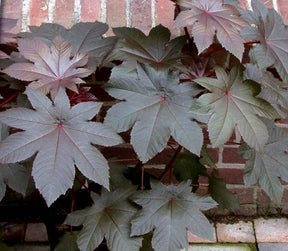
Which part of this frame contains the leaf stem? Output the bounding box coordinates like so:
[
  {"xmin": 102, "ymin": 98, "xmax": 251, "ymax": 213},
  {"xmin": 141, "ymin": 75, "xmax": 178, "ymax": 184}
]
[
  {"xmin": 0, "ymin": 92, "xmax": 19, "ymax": 107},
  {"xmin": 160, "ymin": 145, "xmax": 183, "ymax": 183}
]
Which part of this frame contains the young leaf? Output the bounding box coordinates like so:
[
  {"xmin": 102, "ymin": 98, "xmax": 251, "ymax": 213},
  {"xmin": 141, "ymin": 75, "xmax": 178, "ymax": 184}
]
[
  {"xmin": 65, "ymin": 187, "xmax": 142, "ymax": 251},
  {"xmin": 55, "ymin": 232, "xmax": 80, "ymax": 251},
  {"xmin": 174, "ymin": 0, "xmax": 247, "ymax": 60},
  {"xmin": 208, "ymin": 175, "xmax": 240, "ymax": 211},
  {"xmin": 130, "ymin": 181, "xmax": 217, "ymax": 251},
  {"xmin": 193, "ymin": 66, "xmax": 279, "ymax": 151},
  {"xmin": 240, "ymin": 0, "xmax": 288, "ymax": 82},
  {"xmin": 173, "ymin": 152, "xmax": 207, "ymax": 183},
  {"xmin": 109, "ymin": 25, "xmax": 187, "ymax": 68},
  {"xmin": 0, "ymin": 88, "xmax": 123, "ymax": 206},
  {"xmin": 0, "ymin": 123, "xmax": 29, "ymax": 201},
  {"xmin": 239, "ymin": 121, "xmax": 288, "ymax": 203},
  {"xmin": 105, "ymin": 63, "xmax": 203, "ymax": 163},
  {"xmin": 3, "ymin": 36, "xmax": 93, "ymax": 97}
]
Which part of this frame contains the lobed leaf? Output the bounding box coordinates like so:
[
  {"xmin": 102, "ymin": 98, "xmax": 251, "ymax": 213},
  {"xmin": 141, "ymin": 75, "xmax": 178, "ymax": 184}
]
[
  {"xmin": 0, "ymin": 88, "xmax": 123, "ymax": 206},
  {"xmin": 193, "ymin": 66, "xmax": 279, "ymax": 150},
  {"xmin": 240, "ymin": 0, "xmax": 288, "ymax": 82},
  {"xmin": 65, "ymin": 187, "xmax": 142, "ymax": 251},
  {"xmin": 239, "ymin": 121, "xmax": 288, "ymax": 203},
  {"xmin": 109, "ymin": 25, "xmax": 187, "ymax": 69},
  {"xmin": 174, "ymin": 0, "xmax": 247, "ymax": 60},
  {"xmin": 105, "ymin": 63, "xmax": 203, "ymax": 163},
  {"xmin": 131, "ymin": 181, "xmax": 217, "ymax": 251},
  {"xmin": 3, "ymin": 36, "xmax": 93, "ymax": 97}
]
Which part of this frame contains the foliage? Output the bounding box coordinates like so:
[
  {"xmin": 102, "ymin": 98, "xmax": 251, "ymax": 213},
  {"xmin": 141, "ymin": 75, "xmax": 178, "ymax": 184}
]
[{"xmin": 0, "ymin": 0, "xmax": 288, "ymax": 250}]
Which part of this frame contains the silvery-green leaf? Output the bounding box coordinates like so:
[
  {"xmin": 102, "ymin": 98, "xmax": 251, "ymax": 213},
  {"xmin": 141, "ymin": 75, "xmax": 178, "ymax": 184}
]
[
  {"xmin": 105, "ymin": 63, "xmax": 203, "ymax": 163},
  {"xmin": 0, "ymin": 88, "xmax": 123, "ymax": 206},
  {"xmin": 131, "ymin": 181, "xmax": 217, "ymax": 251}
]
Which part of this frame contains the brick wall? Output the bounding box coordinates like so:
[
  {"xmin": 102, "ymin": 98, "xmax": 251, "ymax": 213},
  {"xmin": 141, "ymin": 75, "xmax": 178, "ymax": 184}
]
[{"xmin": 1, "ymin": 0, "xmax": 288, "ymax": 216}]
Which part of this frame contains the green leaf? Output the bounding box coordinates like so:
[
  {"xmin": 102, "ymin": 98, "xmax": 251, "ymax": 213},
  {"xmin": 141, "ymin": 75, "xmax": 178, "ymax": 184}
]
[
  {"xmin": 239, "ymin": 121, "xmax": 288, "ymax": 203},
  {"xmin": 131, "ymin": 181, "xmax": 217, "ymax": 251},
  {"xmin": 200, "ymin": 143, "xmax": 217, "ymax": 169},
  {"xmin": 109, "ymin": 25, "xmax": 186, "ymax": 69},
  {"xmin": 0, "ymin": 123, "xmax": 29, "ymax": 201},
  {"xmin": 105, "ymin": 63, "xmax": 203, "ymax": 163},
  {"xmin": 55, "ymin": 232, "xmax": 80, "ymax": 251},
  {"xmin": 193, "ymin": 66, "xmax": 279, "ymax": 151},
  {"xmin": 65, "ymin": 187, "xmax": 142, "ymax": 251},
  {"xmin": 240, "ymin": 0, "xmax": 288, "ymax": 82},
  {"xmin": 209, "ymin": 175, "xmax": 240, "ymax": 211},
  {"xmin": 0, "ymin": 88, "xmax": 123, "ymax": 206},
  {"xmin": 174, "ymin": 0, "xmax": 247, "ymax": 60},
  {"xmin": 173, "ymin": 152, "xmax": 207, "ymax": 183},
  {"xmin": 109, "ymin": 162, "xmax": 131, "ymax": 190}
]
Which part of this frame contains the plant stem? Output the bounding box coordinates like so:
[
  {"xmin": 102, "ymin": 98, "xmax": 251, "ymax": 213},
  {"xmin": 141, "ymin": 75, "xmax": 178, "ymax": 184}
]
[
  {"xmin": 0, "ymin": 92, "xmax": 19, "ymax": 107},
  {"xmin": 141, "ymin": 164, "xmax": 144, "ymax": 191},
  {"xmin": 75, "ymin": 176, "xmax": 91, "ymax": 194},
  {"xmin": 160, "ymin": 145, "xmax": 183, "ymax": 183},
  {"xmin": 108, "ymin": 158, "xmax": 139, "ymax": 163}
]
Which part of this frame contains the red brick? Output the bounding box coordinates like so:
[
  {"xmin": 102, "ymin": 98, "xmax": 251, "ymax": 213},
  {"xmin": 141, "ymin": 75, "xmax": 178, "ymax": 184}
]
[
  {"xmin": 229, "ymin": 187, "xmax": 255, "ymax": 204},
  {"xmin": 206, "ymin": 147, "xmax": 219, "ymax": 163},
  {"xmin": 0, "ymin": 222, "xmax": 25, "ymax": 242},
  {"xmin": 259, "ymin": 0, "xmax": 273, "ymax": 8},
  {"xmin": 199, "ymin": 168, "xmax": 244, "ymax": 185},
  {"xmin": 278, "ymin": 0, "xmax": 288, "ymax": 25},
  {"xmin": 30, "ymin": 0, "xmax": 49, "ymax": 26},
  {"xmin": 80, "ymin": 0, "xmax": 101, "ymax": 22},
  {"xmin": 155, "ymin": 0, "xmax": 175, "ymax": 31},
  {"xmin": 222, "ymin": 146, "xmax": 246, "ymax": 164},
  {"xmin": 217, "ymin": 168, "xmax": 244, "ymax": 184},
  {"xmin": 107, "ymin": 0, "xmax": 127, "ymax": 35},
  {"xmin": 131, "ymin": 0, "xmax": 152, "ymax": 34},
  {"xmin": 54, "ymin": 0, "xmax": 75, "ymax": 28},
  {"xmin": 1, "ymin": 0, "xmax": 22, "ymax": 33}
]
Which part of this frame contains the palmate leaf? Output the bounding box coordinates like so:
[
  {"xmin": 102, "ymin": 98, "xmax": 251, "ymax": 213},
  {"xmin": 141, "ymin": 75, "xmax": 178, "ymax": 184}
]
[
  {"xmin": 193, "ymin": 66, "xmax": 279, "ymax": 151},
  {"xmin": 19, "ymin": 22, "xmax": 116, "ymax": 68},
  {"xmin": 104, "ymin": 63, "xmax": 203, "ymax": 163},
  {"xmin": 244, "ymin": 64, "xmax": 288, "ymax": 108},
  {"xmin": 3, "ymin": 36, "xmax": 93, "ymax": 97},
  {"xmin": 0, "ymin": 123, "xmax": 29, "ymax": 201},
  {"xmin": 0, "ymin": 88, "xmax": 123, "ymax": 206},
  {"xmin": 108, "ymin": 25, "xmax": 187, "ymax": 69},
  {"xmin": 174, "ymin": 0, "xmax": 247, "ymax": 60},
  {"xmin": 130, "ymin": 181, "xmax": 217, "ymax": 251},
  {"xmin": 239, "ymin": 121, "xmax": 288, "ymax": 203},
  {"xmin": 65, "ymin": 187, "xmax": 142, "ymax": 251},
  {"xmin": 240, "ymin": 0, "xmax": 288, "ymax": 82}
]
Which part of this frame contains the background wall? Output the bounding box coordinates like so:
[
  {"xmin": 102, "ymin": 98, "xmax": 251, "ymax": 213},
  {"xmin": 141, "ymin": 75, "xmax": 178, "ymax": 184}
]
[{"xmin": 1, "ymin": 0, "xmax": 288, "ymax": 216}]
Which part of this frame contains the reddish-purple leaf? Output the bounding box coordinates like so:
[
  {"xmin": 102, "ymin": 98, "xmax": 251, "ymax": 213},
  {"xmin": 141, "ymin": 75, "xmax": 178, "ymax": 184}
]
[
  {"xmin": 3, "ymin": 36, "xmax": 93, "ymax": 97},
  {"xmin": 174, "ymin": 0, "xmax": 247, "ymax": 60}
]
